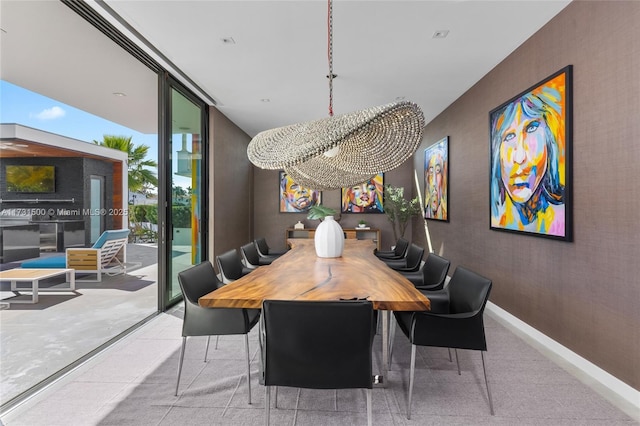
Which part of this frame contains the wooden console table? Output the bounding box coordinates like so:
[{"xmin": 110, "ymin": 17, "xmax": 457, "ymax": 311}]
[{"xmin": 286, "ymin": 227, "xmax": 380, "ymax": 250}]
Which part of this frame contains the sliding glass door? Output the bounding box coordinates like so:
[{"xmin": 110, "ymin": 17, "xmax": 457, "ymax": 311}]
[
  {"xmin": 162, "ymin": 82, "xmax": 207, "ymax": 306},
  {"xmin": 1, "ymin": 0, "xmax": 211, "ymax": 411},
  {"xmin": 0, "ymin": 1, "xmax": 160, "ymax": 409}
]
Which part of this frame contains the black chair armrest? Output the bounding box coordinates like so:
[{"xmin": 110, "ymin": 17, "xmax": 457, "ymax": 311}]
[
  {"xmin": 375, "ymin": 252, "xmax": 403, "ymax": 259},
  {"xmin": 410, "ymin": 310, "xmax": 486, "ymax": 350},
  {"xmin": 418, "ymin": 288, "xmax": 449, "ymax": 313},
  {"xmin": 382, "ymin": 258, "xmax": 407, "ymax": 268},
  {"xmin": 400, "ymin": 270, "xmax": 423, "ymax": 287},
  {"xmin": 391, "ymin": 264, "xmax": 421, "ymax": 273}
]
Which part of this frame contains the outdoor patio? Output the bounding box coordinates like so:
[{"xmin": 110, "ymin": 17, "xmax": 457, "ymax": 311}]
[{"xmin": 0, "ymin": 243, "xmax": 159, "ymax": 405}]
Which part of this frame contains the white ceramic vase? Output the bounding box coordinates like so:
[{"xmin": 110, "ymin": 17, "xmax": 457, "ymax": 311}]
[{"xmin": 314, "ymin": 215, "xmax": 344, "ymax": 258}]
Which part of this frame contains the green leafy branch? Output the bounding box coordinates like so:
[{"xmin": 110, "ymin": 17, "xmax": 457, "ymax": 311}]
[
  {"xmin": 306, "ymin": 205, "xmax": 338, "ymax": 221},
  {"xmin": 383, "ymin": 185, "xmax": 422, "ymax": 241}
]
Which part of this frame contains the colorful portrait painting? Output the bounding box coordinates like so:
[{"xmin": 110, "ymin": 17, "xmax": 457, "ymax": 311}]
[
  {"xmin": 341, "ymin": 174, "xmax": 384, "ymax": 213},
  {"xmin": 279, "ymin": 171, "xmax": 321, "ymax": 213},
  {"xmin": 489, "ymin": 66, "xmax": 572, "ymax": 241},
  {"xmin": 424, "ymin": 137, "xmax": 449, "ymax": 221}
]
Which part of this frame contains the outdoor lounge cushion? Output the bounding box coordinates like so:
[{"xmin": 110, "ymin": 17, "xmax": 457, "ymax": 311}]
[
  {"xmin": 92, "ymin": 229, "xmax": 130, "ymax": 248},
  {"xmin": 21, "ymin": 229, "xmax": 130, "ymax": 270},
  {"xmin": 21, "ymin": 256, "xmax": 66, "ymax": 269}
]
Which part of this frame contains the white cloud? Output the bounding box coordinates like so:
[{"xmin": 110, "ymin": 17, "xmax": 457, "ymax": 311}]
[{"xmin": 32, "ymin": 106, "xmax": 66, "ymax": 120}]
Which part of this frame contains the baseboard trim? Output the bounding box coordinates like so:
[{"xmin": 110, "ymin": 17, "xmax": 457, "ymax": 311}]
[{"xmin": 486, "ymin": 302, "xmax": 639, "ymax": 412}]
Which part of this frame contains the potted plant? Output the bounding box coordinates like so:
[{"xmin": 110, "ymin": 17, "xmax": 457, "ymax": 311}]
[
  {"xmin": 383, "ymin": 184, "xmax": 422, "ymax": 241},
  {"xmin": 306, "ymin": 204, "xmax": 338, "ymax": 221},
  {"xmin": 358, "ymin": 219, "xmax": 367, "ymax": 228},
  {"xmin": 307, "ymin": 205, "xmax": 344, "ymax": 258}
]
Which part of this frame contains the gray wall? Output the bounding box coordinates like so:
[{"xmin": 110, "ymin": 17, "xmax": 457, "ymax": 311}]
[
  {"xmin": 209, "ymin": 107, "xmax": 253, "ymax": 266},
  {"xmin": 411, "ymin": 1, "xmax": 639, "ymax": 390},
  {"xmin": 252, "ymin": 160, "xmax": 416, "ymax": 254}
]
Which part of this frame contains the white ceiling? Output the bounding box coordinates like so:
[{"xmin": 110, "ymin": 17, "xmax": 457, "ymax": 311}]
[
  {"xmin": 1, "ymin": 0, "xmax": 571, "ymax": 139},
  {"xmin": 0, "ymin": 0, "xmax": 159, "ymax": 134}
]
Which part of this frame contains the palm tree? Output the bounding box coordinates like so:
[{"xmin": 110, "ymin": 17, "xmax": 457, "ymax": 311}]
[{"xmin": 94, "ymin": 135, "xmax": 158, "ymax": 195}]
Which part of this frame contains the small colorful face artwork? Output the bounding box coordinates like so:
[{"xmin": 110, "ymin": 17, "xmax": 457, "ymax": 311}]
[
  {"xmin": 424, "ymin": 138, "xmax": 448, "ymax": 221},
  {"xmin": 341, "ymin": 174, "xmax": 383, "ymax": 213},
  {"xmin": 351, "ymin": 181, "xmax": 376, "ymax": 208},
  {"xmin": 426, "ymin": 152, "xmax": 444, "ymax": 214},
  {"xmin": 280, "ymin": 172, "xmax": 320, "ymax": 212}
]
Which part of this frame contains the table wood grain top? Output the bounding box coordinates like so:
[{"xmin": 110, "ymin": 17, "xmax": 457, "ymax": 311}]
[
  {"xmin": 0, "ymin": 268, "xmax": 74, "ymax": 280},
  {"xmin": 199, "ymin": 239, "xmax": 430, "ymax": 311}
]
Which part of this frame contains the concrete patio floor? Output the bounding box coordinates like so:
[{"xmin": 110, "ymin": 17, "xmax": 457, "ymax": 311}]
[{"xmin": 0, "ymin": 243, "xmax": 159, "ymax": 407}]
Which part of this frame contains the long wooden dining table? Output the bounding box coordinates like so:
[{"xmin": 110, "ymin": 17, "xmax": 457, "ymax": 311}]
[{"xmin": 199, "ymin": 238, "xmax": 431, "ymax": 385}]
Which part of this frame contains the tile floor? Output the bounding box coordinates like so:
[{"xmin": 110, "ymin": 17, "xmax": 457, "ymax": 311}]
[{"xmin": 1, "ymin": 306, "xmax": 638, "ymax": 426}]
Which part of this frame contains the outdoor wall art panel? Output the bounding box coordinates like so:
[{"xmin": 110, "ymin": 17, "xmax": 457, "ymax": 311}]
[
  {"xmin": 489, "ymin": 65, "xmax": 573, "ymax": 241},
  {"xmin": 341, "ymin": 173, "xmax": 384, "ymax": 213},
  {"xmin": 424, "ymin": 137, "xmax": 449, "ymax": 221},
  {"xmin": 279, "ymin": 171, "xmax": 321, "ymax": 213}
]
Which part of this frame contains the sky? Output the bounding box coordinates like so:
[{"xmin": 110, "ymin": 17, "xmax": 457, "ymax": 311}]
[
  {"xmin": 0, "ymin": 80, "xmax": 192, "ymax": 191},
  {"xmin": 0, "ymin": 80, "xmax": 158, "ymax": 155}
]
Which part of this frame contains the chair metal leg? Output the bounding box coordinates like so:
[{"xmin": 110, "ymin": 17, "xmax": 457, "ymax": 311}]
[
  {"xmin": 258, "ymin": 315, "xmax": 265, "ymax": 357},
  {"xmin": 407, "ymin": 344, "xmax": 416, "ymax": 420},
  {"xmin": 454, "ymin": 348, "xmax": 460, "ymax": 375},
  {"xmin": 448, "ymin": 347, "xmax": 452, "ymax": 362},
  {"xmin": 215, "ymin": 335, "xmax": 219, "ymax": 350},
  {"xmin": 481, "ymin": 351, "xmax": 494, "ymax": 415},
  {"xmin": 204, "ymin": 336, "xmax": 211, "ymax": 362},
  {"xmin": 265, "ymin": 386, "xmax": 271, "ymax": 426},
  {"xmin": 244, "ymin": 334, "xmax": 252, "ymax": 404},
  {"xmin": 381, "ymin": 310, "xmax": 389, "ymax": 382},
  {"xmin": 366, "ymin": 388, "xmax": 372, "ymax": 426},
  {"xmin": 175, "ymin": 336, "xmax": 187, "ymax": 396},
  {"xmin": 274, "ymin": 386, "xmax": 278, "ymax": 408},
  {"xmin": 388, "ymin": 315, "xmax": 396, "ymax": 370},
  {"xmin": 335, "ymin": 389, "xmax": 338, "ymax": 411}
]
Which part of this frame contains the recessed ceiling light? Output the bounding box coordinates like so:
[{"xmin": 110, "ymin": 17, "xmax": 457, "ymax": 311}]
[
  {"xmin": 395, "ymin": 96, "xmax": 406, "ymax": 101},
  {"xmin": 433, "ymin": 30, "xmax": 449, "ymax": 39},
  {"xmin": 261, "ymin": 99, "xmax": 270, "ymax": 103},
  {"xmin": 112, "ymin": 92, "xmax": 127, "ymax": 97},
  {"xmin": 221, "ymin": 37, "xmax": 236, "ymax": 45}
]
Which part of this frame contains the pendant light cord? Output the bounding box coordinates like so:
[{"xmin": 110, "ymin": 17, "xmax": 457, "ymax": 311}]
[{"xmin": 327, "ymin": 0, "xmax": 334, "ymax": 117}]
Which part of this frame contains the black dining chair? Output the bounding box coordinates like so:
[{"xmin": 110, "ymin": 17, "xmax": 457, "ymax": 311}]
[
  {"xmin": 240, "ymin": 242, "xmax": 273, "ymax": 268},
  {"xmin": 389, "ymin": 253, "xmax": 451, "ymax": 364},
  {"xmin": 175, "ymin": 261, "xmax": 261, "ymax": 403},
  {"xmin": 374, "ymin": 237, "xmax": 409, "ymax": 260},
  {"xmin": 254, "ymin": 237, "xmax": 287, "ymax": 259},
  {"xmin": 260, "ymin": 299, "xmax": 375, "ymax": 426},
  {"xmin": 393, "ymin": 266, "xmax": 494, "ymax": 418},
  {"xmin": 400, "ymin": 252, "xmax": 451, "ymax": 291},
  {"xmin": 382, "ymin": 243, "xmax": 424, "ymax": 273},
  {"xmin": 216, "ymin": 248, "xmax": 253, "ymax": 284}
]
